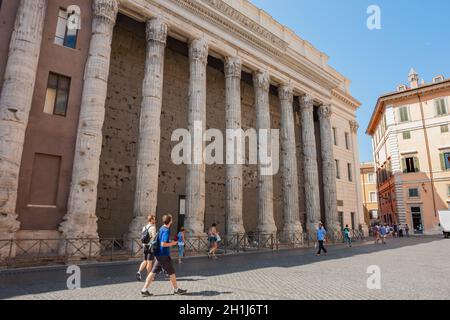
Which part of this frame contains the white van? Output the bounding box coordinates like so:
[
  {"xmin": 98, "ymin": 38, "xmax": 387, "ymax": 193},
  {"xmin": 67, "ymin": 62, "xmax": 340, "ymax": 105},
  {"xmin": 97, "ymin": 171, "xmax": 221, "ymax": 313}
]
[{"xmin": 438, "ymin": 211, "xmax": 450, "ymax": 238}]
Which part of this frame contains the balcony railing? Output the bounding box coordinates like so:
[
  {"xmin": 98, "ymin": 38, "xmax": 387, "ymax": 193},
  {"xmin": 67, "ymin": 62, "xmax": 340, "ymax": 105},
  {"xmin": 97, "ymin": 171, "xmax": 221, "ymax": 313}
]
[{"xmin": 0, "ymin": 230, "xmax": 366, "ymax": 269}]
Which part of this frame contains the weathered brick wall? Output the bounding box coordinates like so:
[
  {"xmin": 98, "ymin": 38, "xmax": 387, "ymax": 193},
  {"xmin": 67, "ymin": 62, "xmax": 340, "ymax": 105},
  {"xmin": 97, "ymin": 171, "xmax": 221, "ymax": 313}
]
[
  {"xmin": 96, "ymin": 15, "xmax": 144, "ymax": 238},
  {"xmin": 97, "ymin": 14, "xmax": 289, "ymax": 238}
]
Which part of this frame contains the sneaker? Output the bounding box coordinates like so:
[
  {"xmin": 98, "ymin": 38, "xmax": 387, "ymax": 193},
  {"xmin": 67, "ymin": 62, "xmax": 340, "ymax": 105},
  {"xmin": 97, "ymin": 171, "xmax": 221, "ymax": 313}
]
[
  {"xmin": 136, "ymin": 272, "xmax": 142, "ymax": 282},
  {"xmin": 141, "ymin": 290, "xmax": 153, "ymax": 297},
  {"xmin": 174, "ymin": 288, "xmax": 187, "ymax": 295},
  {"xmin": 213, "ymin": 255, "xmax": 218, "ymax": 260}
]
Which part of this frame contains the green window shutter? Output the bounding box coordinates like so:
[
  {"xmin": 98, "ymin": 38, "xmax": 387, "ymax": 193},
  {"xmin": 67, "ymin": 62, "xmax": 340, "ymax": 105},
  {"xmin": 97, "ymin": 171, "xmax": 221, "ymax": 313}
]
[
  {"xmin": 440, "ymin": 153, "xmax": 446, "ymax": 171},
  {"xmin": 414, "ymin": 157, "xmax": 420, "ymax": 172},
  {"xmin": 402, "ymin": 158, "xmax": 407, "ymax": 173}
]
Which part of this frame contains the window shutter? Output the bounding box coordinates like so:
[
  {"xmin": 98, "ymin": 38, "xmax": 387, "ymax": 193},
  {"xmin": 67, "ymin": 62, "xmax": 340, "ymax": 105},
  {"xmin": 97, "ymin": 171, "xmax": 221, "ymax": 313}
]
[
  {"xmin": 414, "ymin": 157, "xmax": 420, "ymax": 172},
  {"xmin": 402, "ymin": 158, "xmax": 407, "ymax": 173},
  {"xmin": 440, "ymin": 153, "xmax": 446, "ymax": 171}
]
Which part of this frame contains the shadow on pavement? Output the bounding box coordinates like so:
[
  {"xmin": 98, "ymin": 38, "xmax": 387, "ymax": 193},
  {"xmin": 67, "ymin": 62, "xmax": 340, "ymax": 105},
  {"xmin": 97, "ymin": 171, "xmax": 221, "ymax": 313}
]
[{"xmin": 0, "ymin": 235, "xmax": 445, "ymax": 299}]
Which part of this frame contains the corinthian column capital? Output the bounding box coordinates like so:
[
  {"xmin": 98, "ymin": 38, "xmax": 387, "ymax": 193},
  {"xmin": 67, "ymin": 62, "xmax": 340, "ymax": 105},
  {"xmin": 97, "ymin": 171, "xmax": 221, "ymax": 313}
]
[
  {"xmin": 225, "ymin": 57, "xmax": 242, "ymax": 78},
  {"xmin": 300, "ymin": 94, "xmax": 314, "ymax": 112},
  {"xmin": 349, "ymin": 120, "xmax": 359, "ymax": 133},
  {"xmin": 93, "ymin": 0, "xmax": 119, "ymax": 24},
  {"xmin": 189, "ymin": 38, "xmax": 209, "ymax": 65},
  {"xmin": 318, "ymin": 104, "xmax": 332, "ymax": 120},
  {"xmin": 253, "ymin": 70, "xmax": 270, "ymax": 92},
  {"xmin": 146, "ymin": 18, "xmax": 168, "ymax": 44},
  {"xmin": 278, "ymin": 82, "xmax": 294, "ymax": 104}
]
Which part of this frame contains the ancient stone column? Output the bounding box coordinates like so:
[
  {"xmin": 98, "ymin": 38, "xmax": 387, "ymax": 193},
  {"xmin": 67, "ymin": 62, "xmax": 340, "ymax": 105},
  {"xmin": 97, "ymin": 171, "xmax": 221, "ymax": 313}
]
[
  {"xmin": 0, "ymin": 0, "xmax": 47, "ymax": 245},
  {"xmin": 225, "ymin": 57, "xmax": 245, "ymax": 235},
  {"xmin": 279, "ymin": 83, "xmax": 302, "ymax": 238},
  {"xmin": 59, "ymin": 0, "xmax": 119, "ymax": 240},
  {"xmin": 127, "ymin": 19, "xmax": 167, "ymax": 241},
  {"xmin": 318, "ymin": 104, "xmax": 340, "ymax": 235},
  {"xmin": 184, "ymin": 38, "xmax": 208, "ymax": 236},
  {"xmin": 300, "ymin": 94, "xmax": 321, "ymax": 234},
  {"xmin": 350, "ymin": 120, "xmax": 369, "ymax": 235},
  {"xmin": 254, "ymin": 71, "xmax": 276, "ymax": 235}
]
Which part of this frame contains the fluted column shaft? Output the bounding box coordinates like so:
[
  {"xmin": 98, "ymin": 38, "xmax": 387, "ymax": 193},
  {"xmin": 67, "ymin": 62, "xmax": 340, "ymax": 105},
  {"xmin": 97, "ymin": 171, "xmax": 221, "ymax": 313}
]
[
  {"xmin": 300, "ymin": 95, "xmax": 321, "ymax": 233},
  {"xmin": 254, "ymin": 71, "xmax": 276, "ymax": 235},
  {"xmin": 128, "ymin": 19, "xmax": 167, "ymax": 239},
  {"xmin": 319, "ymin": 105, "xmax": 339, "ymax": 234},
  {"xmin": 184, "ymin": 38, "xmax": 208, "ymax": 236},
  {"xmin": 350, "ymin": 120, "xmax": 369, "ymax": 235},
  {"xmin": 0, "ymin": 0, "xmax": 47, "ymax": 240},
  {"xmin": 225, "ymin": 57, "xmax": 245, "ymax": 235},
  {"xmin": 279, "ymin": 84, "xmax": 302, "ymax": 236},
  {"xmin": 59, "ymin": 0, "xmax": 119, "ymax": 239}
]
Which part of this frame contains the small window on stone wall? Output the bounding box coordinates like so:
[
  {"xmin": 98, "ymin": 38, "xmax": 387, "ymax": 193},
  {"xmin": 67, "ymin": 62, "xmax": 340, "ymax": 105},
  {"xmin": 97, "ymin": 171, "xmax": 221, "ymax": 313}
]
[{"xmin": 43, "ymin": 72, "xmax": 71, "ymax": 116}]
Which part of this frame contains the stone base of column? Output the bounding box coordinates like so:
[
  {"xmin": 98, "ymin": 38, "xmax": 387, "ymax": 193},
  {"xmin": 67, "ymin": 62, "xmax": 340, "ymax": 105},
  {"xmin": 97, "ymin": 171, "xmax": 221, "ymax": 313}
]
[
  {"xmin": 280, "ymin": 222, "xmax": 303, "ymax": 243},
  {"xmin": 0, "ymin": 232, "xmax": 17, "ymax": 259},
  {"xmin": 126, "ymin": 216, "xmax": 148, "ymax": 253},
  {"xmin": 256, "ymin": 223, "xmax": 277, "ymax": 236},
  {"xmin": 307, "ymin": 221, "xmax": 320, "ymax": 237},
  {"xmin": 58, "ymin": 215, "xmax": 99, "ymax": 257}
]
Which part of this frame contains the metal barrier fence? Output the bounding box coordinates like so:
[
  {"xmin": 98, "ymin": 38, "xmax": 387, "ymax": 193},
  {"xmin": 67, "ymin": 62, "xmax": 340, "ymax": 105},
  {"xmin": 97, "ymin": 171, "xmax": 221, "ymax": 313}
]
[{"xmin": 0, "ymin": 230, "xmax": 365, "ymax": 269}]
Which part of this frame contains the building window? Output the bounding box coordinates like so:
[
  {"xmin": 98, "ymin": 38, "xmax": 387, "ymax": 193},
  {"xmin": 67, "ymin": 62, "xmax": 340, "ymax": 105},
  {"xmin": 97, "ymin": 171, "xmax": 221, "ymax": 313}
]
[
  {"xmin": 398, "ymin": 106, "xmax": 410, "ymax": 123},
  {"xmin": 440, "ymin": 152, "xmax": 450, "ymax": 171},
  {"xmin": 368, "ymin": 173, "xmax": 375, "ymax": 183},
  {"xmin": 447, "ymin": 185, "xmax": 450, "ymax": 197},
  {"xmin": 345, "ymin": 132, "xmax": 350, "ymax": 150},
  {"xmin": 347, "ymin": 163, "xmax": 353, "ymax": 182},
  {"xmin": 408, "ymin": 188, "xmax": 419, "ymax": 198},
  {"xmin": 435, "ymin": 98, "xmax": 448, "ymax": 116},
  {"xmin": 369, "ymin": 192, "xmax": 377, "ymax": 203},
  {"xmin": 55, "ymin": 8, "xmax": 79, "ymax": 49},
  {"xmin": 402, "ymin": 156, "xmax": 420, "ymax": 173},
  {"xmin": 335, "ymin": 159, "xmax": 340, "ymax": 179},
  {"xmin": 333, "ymin": 127, "xmax": 338, "ymax": 146},
  {"xmin": 441, "ymin": 125, "xmax": 449, "ymax": 133},
  {"xmin": 43, "ymin": 72, "xmax": 71, "ymax": 116},
  {"xmin": 403, "ymin": 131, "xmax": 411, "ymax": 140}
]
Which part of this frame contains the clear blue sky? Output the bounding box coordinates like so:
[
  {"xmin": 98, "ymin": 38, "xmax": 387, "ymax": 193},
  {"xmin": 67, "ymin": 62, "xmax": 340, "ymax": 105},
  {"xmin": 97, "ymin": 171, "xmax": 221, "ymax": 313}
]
[{"xmin": 250, "ymin": 0, "xmax": 450, "ymax": 162}]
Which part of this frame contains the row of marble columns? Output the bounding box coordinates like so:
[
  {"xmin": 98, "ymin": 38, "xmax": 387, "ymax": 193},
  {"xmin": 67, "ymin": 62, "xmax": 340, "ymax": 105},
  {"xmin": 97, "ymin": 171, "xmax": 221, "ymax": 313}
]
[{"xmin": 0, "ymin": 0, "xmax": 341, "ymax": 243}]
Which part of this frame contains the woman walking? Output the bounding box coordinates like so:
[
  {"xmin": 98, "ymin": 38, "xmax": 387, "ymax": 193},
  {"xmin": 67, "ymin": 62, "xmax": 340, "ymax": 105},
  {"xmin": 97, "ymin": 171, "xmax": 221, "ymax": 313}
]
[
  {"xmin": 343, "ymin": 224, "xmax": 352, "ymax": 247},
  {"xmin": 208, "ymin": 223, "xmax": 219, "ymax": 259}
]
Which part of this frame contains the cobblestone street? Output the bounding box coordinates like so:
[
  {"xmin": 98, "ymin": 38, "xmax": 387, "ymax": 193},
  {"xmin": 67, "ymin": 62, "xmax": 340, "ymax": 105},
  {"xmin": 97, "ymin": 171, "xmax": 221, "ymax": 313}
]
[{"xmin": 1, "ymin": 236, "xmax": 449, "ymax": 300}]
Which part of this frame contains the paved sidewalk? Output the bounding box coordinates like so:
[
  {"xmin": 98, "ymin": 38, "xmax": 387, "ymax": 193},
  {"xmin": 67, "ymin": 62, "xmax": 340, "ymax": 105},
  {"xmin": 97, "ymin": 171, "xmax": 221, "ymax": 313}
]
[{"xmin": 1, "ymin": 236, "xmax": 449, "ymax": 300}]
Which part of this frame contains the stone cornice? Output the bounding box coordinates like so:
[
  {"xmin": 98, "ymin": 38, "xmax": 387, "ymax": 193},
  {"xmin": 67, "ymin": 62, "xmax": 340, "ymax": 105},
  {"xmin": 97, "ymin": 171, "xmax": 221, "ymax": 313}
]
[
  {"xmin": 121, "ymin": 0, "xmax": 346, "ymax": 96},
  {"xmin": 332, "ymin": 89, "xmax": 360, "ymax": 110},
  {"xmin": 200, "ymin": 0, "xmax": 289, "ymax": 51}
]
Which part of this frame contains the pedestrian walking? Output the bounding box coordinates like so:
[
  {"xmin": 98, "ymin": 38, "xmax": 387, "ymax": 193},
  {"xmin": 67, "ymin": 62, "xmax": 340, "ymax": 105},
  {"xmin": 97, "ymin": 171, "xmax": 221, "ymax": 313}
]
[
  {"xmin": 177, "ymin": 227, "xmax": 186, "ymax": 264},
  {"xmin": 374, "ymin": 225, "xmax": 381, "ymax": 244},
  {"xmin": 316, "ymin": 222, "xmax": 328, "ymax": 256},
  {"xmin": 380, "ymin": 224, "xmax": 388, "ymax": 244},
  {"xmin": 208, "ymin": 223, "xmax": 219, "ymax": 259},
  {"xmin": 393, "ymin": 224, "xmax": 398, "ymax": 238},
  {"xmin": 343, "ymin": 224, "xmax": 352, "ymax": 247},
  {"xmin": 405, "ymin": 224, "xmax": 410, "ymax": 238},
  {"xmin": 136, "ymin": 215, "xmax": 156, "ymax": 282},
  {"xmin": 141, "ymin": 214, "xmax": 187, "ymax": 297}
]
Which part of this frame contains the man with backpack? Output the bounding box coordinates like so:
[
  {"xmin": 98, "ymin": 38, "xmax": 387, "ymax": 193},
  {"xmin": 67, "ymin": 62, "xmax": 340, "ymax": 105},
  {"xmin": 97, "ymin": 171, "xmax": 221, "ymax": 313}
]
[
  {"xmin": 141, "ymin": 214, "xmax": 187, "ymax": 297},
  {"xmin": 136, "ymin": 215, "xmax": 156, "ymax": 282}
]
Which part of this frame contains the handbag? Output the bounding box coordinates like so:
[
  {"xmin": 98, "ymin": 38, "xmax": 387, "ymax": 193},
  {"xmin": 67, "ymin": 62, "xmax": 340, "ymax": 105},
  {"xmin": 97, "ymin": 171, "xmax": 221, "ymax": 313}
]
[{"xmin": 215, "ymin": 234, "xmax": 221, "ymax": 242}]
